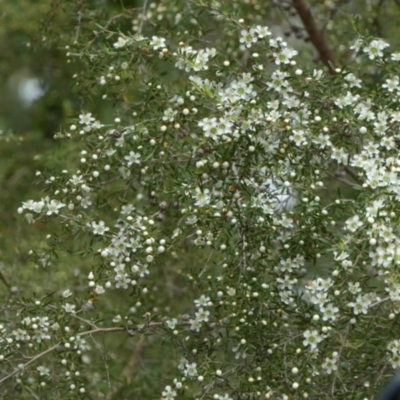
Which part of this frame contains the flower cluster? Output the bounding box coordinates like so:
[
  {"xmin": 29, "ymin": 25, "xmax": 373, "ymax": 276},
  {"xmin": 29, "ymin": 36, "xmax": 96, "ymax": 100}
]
[
  {"xmin": 18, "ymin": 197, "xmax": 66, "ymax": 222},
  {"xmin": 10, "ymin": 2, "xmax": 400, "ymax": 399},
  {"xmin": 189, "ymin": 295, "xmax": 212, "ymax": 332}
]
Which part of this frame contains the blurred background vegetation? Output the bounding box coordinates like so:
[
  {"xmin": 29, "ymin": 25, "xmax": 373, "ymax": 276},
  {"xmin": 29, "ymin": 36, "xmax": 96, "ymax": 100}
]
[{"xmin": 2, "ymin": 0, "xmax": 400, "ymax": 397}]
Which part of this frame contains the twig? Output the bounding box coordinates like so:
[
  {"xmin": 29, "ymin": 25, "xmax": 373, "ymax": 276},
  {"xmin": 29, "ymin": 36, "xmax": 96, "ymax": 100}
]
[
  {"xmin": 78, "ymin": 326, "xmax": 127, "ymax": 336},
  {"xmin": 47, "ymin": 305, "xmax": 99, "ymax": 330},
  {"xmin": 0, "ymin": 322, "xmax": 163, "ymax": 385},
  {"xmin": 373, "ymin": 364, "xmax": 387, "ymax": 400},
  {"xmin": 0, "ymin": 270, "xmax": 10, "ymax": 290},
  {"xmin": 199, "ymin": 249, "xmax": 214, "ymax": 277},
  {"xmin": 0, "ymin": 343, "xmax": 61, "ymax": 385},
  {"xmin": 74, "ymin": 11, "xmax": 82, "ymax": 43},
  {"xmin": 343, "ymin": 165, "xmax": 362, "ymax": 184},
  {"xmin": 291, "ymin": 0, "xmax": 338, "ymax": 73},
  {"xmin": 25, "ymin": 384, "xmax": 41, "ymax": 400},
  {"xmin": 275, "ymin": 333, "xmax": 303, "ymax": 348},
  {"xmin": 107, "ymin": 336, "xmax": 147, "ymax": 400},
  {"xmin": 369, "ymin": 296, "xmax": 390, "ymax": 309},
  {"xmin": 325, "ymin": 171, "xmax": 356, "ymax": 188},
  {"xmin": 138, "ymin": 0, "xmax": 149, "ymax": 34},
  {"xmin": 331, "ymin": 324, "xmax": 349, "ymax": 396},
  {"xmin": 69, "ymin": 313, "xmax": 99, "ymax": 330}
]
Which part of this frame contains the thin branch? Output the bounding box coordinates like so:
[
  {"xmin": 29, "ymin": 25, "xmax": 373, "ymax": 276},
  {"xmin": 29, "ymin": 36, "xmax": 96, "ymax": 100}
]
[
  {"xmin": 369, "ymin": 296, "xmax": 390, "ymax": 309},
  {"xmin": 74, "ymin": 11, "xmax": 82, "ymax": 43},
  {"xmin": 0, "ymin": 343, "xmax": 61, "ymax": 385},
  {"xmin": 107, "ymin": 336, "xmax": 147, "ymax": 400},
  {"xmin": 47, "ymin": 305, "xmax": 99, "ymax": 330},
  {"xmin": 0, "ymin": 322, "xmax": 164, "ymax": 386},
  {"xmin": 199, "ymin": 249, "xmax": 214, "ymax": 277},
  {"xmin": 25, "ymin": 384, "xmax": 41, "ymax": 400},
  {"xmin": 0, "ymin": 270, "xmax": 10, "ymax": 290},
  {"xmin": 138, "ymin": 0, "xmax": 149, "ymax": 34},
  {"xmin": 291, "ymin": 0, "xmax": 338, "ymax": 73},
  {"xmin": 343, "ymin": 165, "xmax": 362, "ymax": 184},
  {"xmin": 78, "ymin": 326, "xmax": 127, "ymax": 336},
  {"xmin": 325, "ymin": 171, "xmax": 357, "ymax": 188},
  {"xmin": 68, "ymin": 313, "xmax": 99, "ymax": 330},
  {"xmin": 331, "ymin": 324, "xmax": 349, "ymax": 396}
]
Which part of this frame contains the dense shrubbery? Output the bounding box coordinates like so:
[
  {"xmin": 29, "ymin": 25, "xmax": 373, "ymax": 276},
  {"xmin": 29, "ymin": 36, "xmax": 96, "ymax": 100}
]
[{"xmin": 3, "ymin": 1, "xmax": 400, "ymax": 399}]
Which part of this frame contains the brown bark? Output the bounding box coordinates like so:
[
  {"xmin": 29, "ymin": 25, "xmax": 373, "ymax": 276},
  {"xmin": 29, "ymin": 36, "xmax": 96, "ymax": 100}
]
[{"xmin": 291, "ymin": 0, "xmax": 338, "ymax": 73}]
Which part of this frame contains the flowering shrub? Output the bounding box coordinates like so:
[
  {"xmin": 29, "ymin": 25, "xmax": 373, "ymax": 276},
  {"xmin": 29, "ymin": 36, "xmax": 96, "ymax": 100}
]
[{"xmin": 4, "ymin": 0, "xmax": 400, "ymax": 398}]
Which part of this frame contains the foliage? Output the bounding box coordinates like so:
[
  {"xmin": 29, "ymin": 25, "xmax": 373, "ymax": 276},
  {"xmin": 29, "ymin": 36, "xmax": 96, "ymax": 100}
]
[{"xmin": 3, "ymin": 0, "xmax": 400, "ymax": 399}]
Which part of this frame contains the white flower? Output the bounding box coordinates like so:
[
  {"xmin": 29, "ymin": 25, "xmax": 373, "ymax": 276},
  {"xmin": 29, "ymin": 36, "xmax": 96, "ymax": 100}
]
[
  {"xmin": 166, "ymin": 318, "xmax": 178, "ymax": 329},
  {"xmin": 321, "ymin": 355, "xmax": 338, "ymax": 374},
  {"xmin": 51, "ymin": 323, "xmax": 60, "ymax": 331},
  {"xmin": 69, "ymin": 175, "xmax": 84, "ymax": 186},
  {"xmin": 163, "ymin": 107, "xmax": 177, "ymax": 122},
  {"xmin": 348, "ymin": 294, "xmax": 371, "ymax": 315},
  {"xmin": 363, "ymin": 39, "xmax": 389, "ymax": 60},
  {"xmin": 91, "ymin": 120, "xmax": 104, "ymax": 130},
  {"xmin": 273, "ymin": 47, "xmax": 298, "ymax": 65},
  {"xmin": 344, "ymin": 73, "xmax": 362, "ymax": 88},
  {"xmin": 218, "ymin": 395, "xmax": 233, "ymax": 400},
  {"xmin": 321, "ymin": 303, "xmax": 339, "ymax": 321},
  {"xmin": 382, "ymin": 76, "xmax": 399, "ymax": 92},
  {"xmin": 313, "ymin": 133, "xmax": 332, "ymax": 149},
  {"xmin": 389, "ymin": 353, "xmax": 400, "ymax": 369},
  {"xmin": 392, "ymin": 52, "xmax": 400, "ymax": 61},
  {"xmin": 113, "ymin": 315, "xmax": 122, "ymax": 323},
  {"xmin": 37, "ymin": 366, "xmax": 50, "ymax": 376},
  {"xmin": 114, "ymin": 273, "xmax": 131, "ymax": 289},
  {"xmin": 150, "ymin": 36, "xmax": 166, "ymax": 50},
  {"xmin": 195, "ymin": 308, "xmax": 210, "ymax": 322},
  {"xmin": 313, "ymin": 69, "xmax": 324, "ymax": 80},
  {"xmin": 350, "ymin": 38, "xmax": 363, "ymax": 52},
  {"xmin": 46, "ymin": 199, "xmax": 66, "ymax": 216},
  {"xmin": 194, "ymin": 295, "xmax": 212, "ymax": 308},
  {"xmin": 348, "ymin": 282, "xmax": 361, "ymax": 294},
  {"xmin": 22, "ymin": 199, "xmax": 45, "ymax": 213},
  {"xmin": 113, "ymin": 36, "xmax": 130, "ymax": 49},
  {"xmin": 193, "ymin": 187, "xmax": 211, "ymax": 207},
  {"xmin": 119, "ymin": 166, "xmax": 130, "ymax": 179},
  {"xmin": 162, "ymin": 385, "xmax": 176, "ymax": 400},
  {"xmin": 267, "ymin": 70, "xmax": 290, "ymax": 92},
  {"xmin": 289, "ymin": 129, "xmax": 307, "ymax": 146},
  {"xmin": 189, "ymin": 318, "xmax": 202, "ymax": 332},
  {"xmin": 94, "ymin": 285, "xmax": 105, "ymax": 295},
  {"xmin": 79, "ymin": 112, "xmax": 95, "ymax": 125},
  {"xmin": 193, "ymin": 49, "xmax": 211, "ymax": 71},
  {"xmin": 13, "ymin": 329, "xmax": 29, "ymax": 341},
  {"xmin": 345, "ymin": 215, "xmax": 363, "ymax": 232},
  {"xmin": 62, "ymin": 289, "xmax": 72, "ymax": 298},
  {"xmin": 388, "ymin": 340, "xmax": 400, "ymax": 354},
  {"xmin": 185, "ymin": 362, "xmax": 198, "ymax": 376},
  {"xmin": 62, "ymin": 303, "xmax": 76, "ymax": 314},
  {"xmin": 239, "ymin": 28, "xmax": 257, "ymax": 48},
  {"xmin": 303, "ymin": 329, "xmax": 323, "ymax": 350},
  {"xmin": 255, "ymin": 25, "xmax": 271, "ymax": 38},
  {"xmin": 92, "ymin": 220, "xmax": 110, "ymax": 235},
  {"xmin": 121, "ymin": 204, "xmax": 135, "ymax": 215},
  {"xmin": 124, "ymin": 151, "xmax": 141, "ymax": 166}
]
